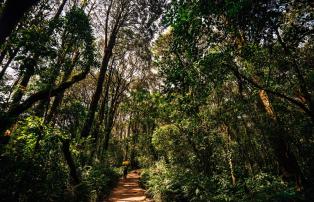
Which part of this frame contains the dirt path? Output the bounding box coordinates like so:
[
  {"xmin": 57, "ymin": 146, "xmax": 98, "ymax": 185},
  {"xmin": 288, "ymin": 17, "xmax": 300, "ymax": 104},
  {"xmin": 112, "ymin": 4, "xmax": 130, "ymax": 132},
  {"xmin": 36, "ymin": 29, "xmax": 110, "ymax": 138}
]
[{"xmin": 105, "ymin": 170, "xmax": 151, "ymax": 202}]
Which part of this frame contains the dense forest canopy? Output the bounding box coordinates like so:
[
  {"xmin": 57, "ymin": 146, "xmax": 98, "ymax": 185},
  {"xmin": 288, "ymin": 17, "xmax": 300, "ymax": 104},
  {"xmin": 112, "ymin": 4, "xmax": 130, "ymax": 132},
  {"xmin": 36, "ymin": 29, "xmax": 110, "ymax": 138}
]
[{"xmin": 0, "ymin": 0, "xmax": 313, "ymax": 201}]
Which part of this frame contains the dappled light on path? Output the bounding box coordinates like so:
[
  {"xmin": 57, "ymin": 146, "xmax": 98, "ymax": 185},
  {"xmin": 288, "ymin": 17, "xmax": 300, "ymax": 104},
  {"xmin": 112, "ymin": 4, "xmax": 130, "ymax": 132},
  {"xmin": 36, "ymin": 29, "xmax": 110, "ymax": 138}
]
[{"xmin": 106, "ymin": 170, "xmax": 151, "ymax": 202}]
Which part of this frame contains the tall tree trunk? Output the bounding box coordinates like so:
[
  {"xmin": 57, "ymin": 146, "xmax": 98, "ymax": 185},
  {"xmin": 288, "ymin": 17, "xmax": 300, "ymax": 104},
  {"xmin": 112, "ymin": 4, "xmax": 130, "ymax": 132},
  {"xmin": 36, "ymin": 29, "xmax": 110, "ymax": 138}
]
[
  {"xmin": 103, "ymin": 97, "xmax": 119, "ymax": 152},
  {"xmin": 80, "ymin": 33, "xmax": 117, "ymax": 138},
  {"xmin": 224, "ymin": 125, "xmax": 236, "ymax": 186},
  {"xmin": 103, "ymin": 76, "xmax": 125, "ymax": 151},
  {"xmin": 53, "ymin": 0, "xmax": 67, "ymax": 22},
  {"xmin": 103, "ymin": 113, "xmax": 115, "ymax": 152},
  {"xmin": 91, "ymin": 65, "xmax": 114, "ymax": 143},
  {"xmin": 80, "ymin": 2, "xmax": 124, "ymax": 138},
  {"xmin": 90, "ymin": 66, "xmax": 114, "ymax": 162}
]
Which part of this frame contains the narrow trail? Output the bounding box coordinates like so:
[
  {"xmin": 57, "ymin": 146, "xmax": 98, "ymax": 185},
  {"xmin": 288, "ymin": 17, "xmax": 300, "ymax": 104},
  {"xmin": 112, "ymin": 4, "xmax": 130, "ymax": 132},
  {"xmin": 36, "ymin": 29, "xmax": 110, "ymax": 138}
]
[{"xmin": 105, "ymin": 170, "xmax": 152, "ymax": 202}]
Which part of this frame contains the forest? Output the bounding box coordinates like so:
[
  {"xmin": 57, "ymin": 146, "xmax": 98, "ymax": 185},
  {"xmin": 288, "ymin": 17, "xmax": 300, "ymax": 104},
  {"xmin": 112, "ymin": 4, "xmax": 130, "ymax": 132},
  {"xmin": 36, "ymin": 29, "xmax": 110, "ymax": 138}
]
[{"xmin": 0, "ymin": 0, "xmax": 313, "ymax": 201}]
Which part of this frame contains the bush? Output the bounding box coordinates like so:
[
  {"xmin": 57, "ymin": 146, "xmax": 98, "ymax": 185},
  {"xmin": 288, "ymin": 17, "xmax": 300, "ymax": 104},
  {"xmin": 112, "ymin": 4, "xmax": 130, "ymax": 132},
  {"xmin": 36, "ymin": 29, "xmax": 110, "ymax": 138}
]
[
  {"xmin": 0, "ymin": 116, "xmax": 120, "ymax": 202},
  {"xmin": 142, "ymin": 161, "xmax": 302, "ymax": 202},
  {"xmin": 142, "ymin": 161, "xmax": 212, "ymax": 202},
  {"xmin": 0, "ymin": 116, "xmax": 68, "ymax": 201},
  {"xmin": 63, "ymin": 164, "xmax": 119, "ymax": 202},
  {"xmin": 82, "ymin": 164, "xmax": 120, "ymax": 201},
  {"xmin": 232, "ymin": 172, "xmax": 301, "ymax": 202}
]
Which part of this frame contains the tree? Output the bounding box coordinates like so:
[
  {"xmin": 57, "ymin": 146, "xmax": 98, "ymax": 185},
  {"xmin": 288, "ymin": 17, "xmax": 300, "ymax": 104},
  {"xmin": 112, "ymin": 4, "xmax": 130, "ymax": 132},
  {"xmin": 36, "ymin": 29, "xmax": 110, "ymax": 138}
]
[
  {"xmin": 0, "ymin": 5, "xmax": 95, "ymax": 144},
  {"xmin": 80, "ymin": 0, "xmax": 165, "ymax": 140}
]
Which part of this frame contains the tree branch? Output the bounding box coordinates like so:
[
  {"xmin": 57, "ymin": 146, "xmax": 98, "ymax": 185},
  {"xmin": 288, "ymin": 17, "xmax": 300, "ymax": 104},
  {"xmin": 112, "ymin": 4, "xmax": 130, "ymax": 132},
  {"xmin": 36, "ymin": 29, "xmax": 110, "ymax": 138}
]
[
  {"xmin": 8, "ymin": 68, "xmax": 90, "ymax": 117},
  {"xmin": 229, "ymin": 64, "xmax": 312, "ymax": 116}
]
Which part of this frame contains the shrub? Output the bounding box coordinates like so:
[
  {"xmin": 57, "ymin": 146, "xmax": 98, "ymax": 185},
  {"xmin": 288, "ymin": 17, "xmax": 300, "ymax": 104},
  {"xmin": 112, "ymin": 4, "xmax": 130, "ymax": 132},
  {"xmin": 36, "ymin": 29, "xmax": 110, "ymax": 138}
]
[
  {"xmin": 0, "ymin": 116, "xmax": 120, "ymax": 202},
  {"xmin": 233, "ymin": 172, "xmax": 301, "ymax": 202},
  {"xmin": 142, "ymin": 161, "xmax": 301, "ymax": 202},
  {"xmin": 81, "ymin": 164, "xmax": 120, "ymax": 201},
  {"xmin": 0, "ymin": 116, "xmax": 68, "ymax": 201},
  {"xmin": 142, "ymin": 161, "xmax": 212, "ymax": 202}
]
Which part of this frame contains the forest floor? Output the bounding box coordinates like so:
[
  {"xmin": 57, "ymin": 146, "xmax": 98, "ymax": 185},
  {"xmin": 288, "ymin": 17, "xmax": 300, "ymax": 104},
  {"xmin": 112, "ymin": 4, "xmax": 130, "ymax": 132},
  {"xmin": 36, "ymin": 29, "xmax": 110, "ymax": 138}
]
[{"xmin": 105, "ymin": 170, "xmax": 152, "ymax": 202}]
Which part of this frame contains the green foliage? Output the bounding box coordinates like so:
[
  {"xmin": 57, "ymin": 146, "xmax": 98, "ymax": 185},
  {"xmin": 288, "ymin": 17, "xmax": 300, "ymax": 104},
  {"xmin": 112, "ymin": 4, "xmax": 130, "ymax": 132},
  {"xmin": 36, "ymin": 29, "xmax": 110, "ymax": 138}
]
[
  {"xmin": 0, "ymin": 115, "xmax": 119, "ymax": 201},
  {"xmin": 64, "ymin": 164, "xmax": 119, "ymax": 202},
  {"xmin": 142, "ymin": 162, "xmax": 300, "ymax": 202},
  {"xmin": 238, "ymin": 172, "xmax": 299, "ymax": 201},
  {"xmin": 131, "ymin": 1, "xmax": 314, "ymax": 201},
  {"xmin": 0, "ymin": 116, "xmax": 68, "ymax": 201},
  {"xmin": 82, "ymin": 164, "xmax": 119, "ymax": 200},
  {"xmin": 210, "ymin": 172, "xmax": 301, "ymax": 201},
  {"xmin": 1, "ymin": 0, "xmax": 313, "ymax": 202},
  {"xmin": 142, "ymin": 161, "xmax": 214, "ymax": 202},
  {"xmin": 152, "ymin": 124, "xmax": 180, "ymax": 152},
  {"xmin": 62, "ymin": 7, "xmax": 96, "ymax": 68}
]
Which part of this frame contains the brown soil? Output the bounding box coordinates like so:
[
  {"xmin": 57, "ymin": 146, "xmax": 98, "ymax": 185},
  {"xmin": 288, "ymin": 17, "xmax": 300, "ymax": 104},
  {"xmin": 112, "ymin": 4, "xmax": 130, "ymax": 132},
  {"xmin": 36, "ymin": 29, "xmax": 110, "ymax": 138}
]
[{"xmin": 105, "ymin": 170, "xmax": 152, "ymax": 202}]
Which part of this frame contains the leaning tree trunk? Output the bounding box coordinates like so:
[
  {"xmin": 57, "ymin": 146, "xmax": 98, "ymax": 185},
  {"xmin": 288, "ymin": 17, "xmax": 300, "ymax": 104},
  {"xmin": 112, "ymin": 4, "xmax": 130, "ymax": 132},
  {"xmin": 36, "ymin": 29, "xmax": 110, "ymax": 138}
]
[
  {"xmin": 9, "ymin": 59, "xmax": 37, "ymax": 107},
  {"xmin": 0, "ymin": 0, "xmax": 40, "ymax": 46},
  {"xmin": 62, "ymin": 139, "xmax": 80, "ymax": 185},
  {"xmin": 80, "ymin": 31, "xmax": 118, "ymax": 138},
  {"xmin": 259, "ymin": 89, "xmax": 304, "ymax": 191},
  {"xmin": 0, "ymin": 46, "xmax": 19, "ymax": 80},
  {"xmin": 80, "ymin": 2, "xmax": 124, "ymax": 138}
]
